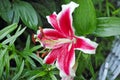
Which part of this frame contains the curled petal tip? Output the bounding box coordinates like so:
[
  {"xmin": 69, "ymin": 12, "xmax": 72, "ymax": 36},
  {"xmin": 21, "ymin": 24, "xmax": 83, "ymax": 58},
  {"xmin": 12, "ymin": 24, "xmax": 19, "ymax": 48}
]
[
  {"xmin": 74, "ymin": 36, "xmax": 98, "ymax": 54},
  {"xmin": 62, "ymin": 1, "xmax": 79, "ymax": 11}
]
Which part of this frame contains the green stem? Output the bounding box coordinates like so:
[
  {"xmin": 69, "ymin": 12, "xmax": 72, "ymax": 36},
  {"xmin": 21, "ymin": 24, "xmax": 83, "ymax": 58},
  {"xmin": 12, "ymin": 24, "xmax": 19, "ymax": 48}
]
[
  {"xmin": 106, "ymin": 0, "xmax": 110, "ymax": 17},
  {"xmin": 76, "ymin": 51, "xmax": 82, "ymax": 62}
]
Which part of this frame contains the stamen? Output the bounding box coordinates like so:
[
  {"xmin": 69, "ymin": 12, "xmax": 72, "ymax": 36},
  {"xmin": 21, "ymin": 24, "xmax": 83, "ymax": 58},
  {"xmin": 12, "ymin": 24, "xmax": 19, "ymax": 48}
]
[
  {"xmin": 32, "ymin": 34, "xmax": 36, "ymax": 44},
  {"xmin": 37, "ymin": 27, "xmax": 44, "ymax": 40}
]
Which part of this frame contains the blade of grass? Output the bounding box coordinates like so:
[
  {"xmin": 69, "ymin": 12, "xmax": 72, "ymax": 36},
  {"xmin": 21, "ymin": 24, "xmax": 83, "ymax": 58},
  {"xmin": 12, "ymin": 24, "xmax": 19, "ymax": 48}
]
[
  {"xmin": 0, "ymin": 23, "xmax": 17, "ymax": 40},
  {"xmin": 12, "ymin": 60, "xmax": 24, "ymax": 80},
  {"xmin": 2, "ymin": 27, "xmax": 26, "ymax": 45},
  {"xmin": 28, "ymin": 71, "xmax": 47, "ymax": 80},
  {"xmin": 49, "ymin": 72, "xmax": 57, "ymax": 80},
  {"xmin": 30, "ymin": 45, "xmax": 42, "ymax": 52},
  {"xmin": 24, "ymin": 35, "xmax": 30, "ymax": 50},
  {"xmin": 30, "ymin": 53, "xmax": 43, "ymax": 65},
  {"xmin": 14, "ymin": 54, "xmax": 21, "ymax": 67},
  {"xmin": 0, "ymin": 48, "xmax": 7, "ymax": 77},
  {"xmin": 26, "ymin": 56, "xmax": 36, "ymax": 67},
  {"xmin": 4, "ymin": 51, "xmax": 10, "ymax": 79}
]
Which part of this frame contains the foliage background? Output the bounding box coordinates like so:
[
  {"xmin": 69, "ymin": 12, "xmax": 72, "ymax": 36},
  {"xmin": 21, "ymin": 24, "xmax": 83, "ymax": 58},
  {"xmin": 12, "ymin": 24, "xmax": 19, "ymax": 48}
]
[{"xmin": 0, "ymin": 0, "xmax": 120, "ymax": 80}]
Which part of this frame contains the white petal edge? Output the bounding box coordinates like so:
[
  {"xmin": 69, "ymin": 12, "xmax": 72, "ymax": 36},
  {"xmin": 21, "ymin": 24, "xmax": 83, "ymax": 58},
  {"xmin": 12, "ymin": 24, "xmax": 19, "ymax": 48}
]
[
  {"xmin": 43, "ymin": 52, "xmax": 54, "ymax": 65},
  {"xmin": 46, "ymin": 12, "xmax": 57, "ymax": 28},
  {"xmin": 61, "ymin": 1, "xmax": 79, "ymax": 15}
]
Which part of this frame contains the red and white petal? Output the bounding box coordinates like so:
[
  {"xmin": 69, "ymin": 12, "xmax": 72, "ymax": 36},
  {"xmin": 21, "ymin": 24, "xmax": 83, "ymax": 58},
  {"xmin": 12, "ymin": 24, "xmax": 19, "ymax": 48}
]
[
  {"xmin": 57, "ymin": 1, "xmax": 79, "ymax": 37},
  {"xmin": 56, "ymin": 43, "xmax": 75, "ymax": 78},
  {"xmin": 74, "ymin": 36, "xmax": 98, "ymax": 54},
  {"xmin": 36, "ymin": 28, "xmax": 66, "ymax": 48},
  {"xmin": 43, "ymin": 48, "xmax": 59, "ymax": 64},
  {"xmin": 43, "ymin": 29, "xmax": 66, "ymax": 39},
  {"xmin": 46, "ymin": 12, "xmax": 61, "ymax": 31}
]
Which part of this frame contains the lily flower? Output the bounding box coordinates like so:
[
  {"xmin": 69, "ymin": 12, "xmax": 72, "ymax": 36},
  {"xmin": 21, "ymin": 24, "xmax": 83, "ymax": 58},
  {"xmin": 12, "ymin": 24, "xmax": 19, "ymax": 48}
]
[{"xmin": 34, "ymin": 1, "xmax": 98, "ymax": 80}]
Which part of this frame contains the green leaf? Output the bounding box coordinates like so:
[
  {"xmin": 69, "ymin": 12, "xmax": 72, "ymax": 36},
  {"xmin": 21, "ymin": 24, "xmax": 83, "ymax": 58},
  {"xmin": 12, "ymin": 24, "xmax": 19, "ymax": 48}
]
[
  {"xmin": 31, "ymin": 2, "xmax": 51, "ymax": 18},
  {"xmin": 12, "ymin": 60, "xmax": 24, "ymax": 80},
  {"xmin": 12, "ymin": 3, "xmax": 20, "ymax": 23},
  {"xmin": 4, "ymin": 51, "xmax": 10, "ymax": 78},
  {"xmin": 112, "ymin": 8, "xmax": 120, "ymax": 16},
  {"xmin": 30, "ymin": 53, "xmax": 43, "ymax": 65},
  {"xmin": 28, "ymin": 71, "xmax": 47, "ymax": 80},
  {"xmin": 73, "ymin": 0, "xmax": 96, "ymax": 35},
  {"xmin": 7, "ymin": 26, "xmax": 24, "ymax": 45},
  {"xmin": 14, "ymin": 54, "xmax": 21, "ymax": 67},
  {"xmin": 1, "ymin": 9, "xmax": 13, "ymax": 24},
  {"xmin": 92, "ymin": 0, "xmax": 104, "ymax": 4},
  {"xmin": 62, "ymin": 0, "xmax": 71, "ymax": 3},
  {"xmin": 40, "ymin": 0, "xmax": 56, "ymax": 13},
  {"xmin": 2, "ymin": 26, "xmax": 26, "ymax": 45},
  {"xmin": 0, "ymin": 0, "xmax": 13, "ymax": 23},
  {"xmin": 22, "ymin": 70, "xmax": 47, "ymax": 78},
  {"xmin": 0, "ymin": 0, "xmax": 11, "ymax": 12},
  {"xmin": 49, "ymin": 72, "xmax": 57, "ymax": 80},
  {"xmin": 87, "ymin": 57, "xmax": 96, "ymax": 80},
  {"xmin": 24, "ymin": 35, "xmax": 30, "ymax": 50},
  {"xmin": 26, "ymin": 56, "xmax": 36, "ymax": 67},
  {"xmin": 74, "ymin": 75, "xmax": 86, "ymax": 80},
  {"xmin": 94, "ymin": 17, "xmax": 120, "ymax": 37},
  {"xmin": 30, "ymin": 45, "xmax": 42, "ymax": 52},
  {"xmin": 0, "ymin": 48, "xmax": 7, "ymax": 77},
  {"xmin": 0, "ymin": 23, "xmax": 17, "ymax": 40},
  {"xmin": 82, "ymin": 54, "xmax": 89, "ymax": 60},
  {"xmin": 13, "ymin": 1, "xmax": 38, "ymax": 30},
  {"xmin": 75, "ymin": 54, "xmax": 86, "ymax": 77}
]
